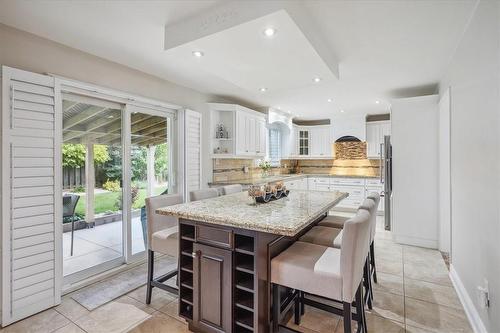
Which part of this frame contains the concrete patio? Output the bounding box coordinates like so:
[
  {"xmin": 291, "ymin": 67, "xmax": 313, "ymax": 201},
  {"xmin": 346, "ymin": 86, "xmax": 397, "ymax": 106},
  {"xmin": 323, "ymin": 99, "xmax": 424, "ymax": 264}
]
[{"xmin": 63, "ymin": 216, "xmax": 146, "ymax": 276}]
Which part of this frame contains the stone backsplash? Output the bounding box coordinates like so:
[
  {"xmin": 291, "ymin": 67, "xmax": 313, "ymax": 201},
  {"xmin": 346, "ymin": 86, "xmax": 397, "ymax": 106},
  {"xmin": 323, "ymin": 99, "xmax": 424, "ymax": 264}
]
[
  {"xmin": 212, "ymin": 159, "xmax": 283, "ymax": 183},
  {"xmin": 212, "ymin": 157, "xmax": 380, "ymax": 182},
  {"xmin": 281, "ymin": 158, "xmax": 381, "ymax": 177}
]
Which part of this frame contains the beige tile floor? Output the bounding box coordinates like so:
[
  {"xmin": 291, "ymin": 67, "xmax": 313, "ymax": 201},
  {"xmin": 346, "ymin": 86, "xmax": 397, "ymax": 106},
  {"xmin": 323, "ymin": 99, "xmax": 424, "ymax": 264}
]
[{"xmin": 0, "ymin": 216, "xmax": 472, "ymax": 333}]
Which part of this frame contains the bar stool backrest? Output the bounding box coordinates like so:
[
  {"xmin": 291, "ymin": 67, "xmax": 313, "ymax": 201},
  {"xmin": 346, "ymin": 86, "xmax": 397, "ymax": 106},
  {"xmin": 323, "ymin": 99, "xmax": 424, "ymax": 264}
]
[
  {"xmin": 190, "ymin": 188, "xmax": 219, "ymax": 201},
  {"xmin": 358, "ymin": 198, "xmax": 377, "ymax": 243},
  {"xmin": 145, "ymin": 194, "xmax": 183, "ymax": 249},
  {"xmin": 222, "ymin": 184, "xmax": 243, "ymax": 195},
  {"xmin": 340, "ymin": 209, "xmax": 371, "ymax": 302}
]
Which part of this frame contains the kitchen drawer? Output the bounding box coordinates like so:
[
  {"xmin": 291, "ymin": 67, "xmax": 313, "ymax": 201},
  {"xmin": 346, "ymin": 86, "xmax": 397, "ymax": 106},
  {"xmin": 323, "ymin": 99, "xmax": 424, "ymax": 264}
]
[
  {"xmin": 315, "ymin": 183, "xmax": 330, "ymax": 192},
  {"xmin": 315, "ymin": 177, "xmax": 330, "ymax": 185},
  {"xmin": 332, "ymin": 185, "xmax": 365, "ymax": 199},
  {"xmin": 196, "ymin": 225, "xmax": 233, "ymax": 249},
  {"xmin": 337, "ymin": 197, "xmax": 364, "ymax": 209},
  {"xmin": 366, "ymin": 178, "xmax": 382, "ymax": 186},
  {"xmin": 331, "ymin": 178, "xmax": 365, "ymax": 186},
  {"xmin": 366, "ymin": 186, "xmax": 383, "ymax": 194}
]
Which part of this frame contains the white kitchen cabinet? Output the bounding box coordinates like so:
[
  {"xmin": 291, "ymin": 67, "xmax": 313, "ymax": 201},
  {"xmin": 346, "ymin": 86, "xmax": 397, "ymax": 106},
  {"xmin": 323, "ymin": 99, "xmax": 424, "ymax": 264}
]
[
  {"xmin": 366, "ymin": 121, "xmax": 391, "ymax": 158},
  {"xmin": 210, "ymin": 103, "xmax": 266, "ymax": 158},
  {"xmin": 297, "ymin": 128, "xmax": 310, "ymax": 156},
  {"xmin": 310, "ymin": 126, "xmax": 333, "ymax": 157},
  {"xmin": 291, "ymin": 125, "xmax": 334, "ymax": 158},
  {"xmin": 256, "ymin": 118, "xmax": 266, "ymax": 155}
]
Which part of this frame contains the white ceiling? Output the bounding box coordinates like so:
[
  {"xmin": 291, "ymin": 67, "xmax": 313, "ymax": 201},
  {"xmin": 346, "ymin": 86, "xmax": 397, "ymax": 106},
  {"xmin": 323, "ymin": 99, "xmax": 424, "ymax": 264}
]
[{"xmin": 0, "ymin": 0, "xmax": 476, "ymax": 120}]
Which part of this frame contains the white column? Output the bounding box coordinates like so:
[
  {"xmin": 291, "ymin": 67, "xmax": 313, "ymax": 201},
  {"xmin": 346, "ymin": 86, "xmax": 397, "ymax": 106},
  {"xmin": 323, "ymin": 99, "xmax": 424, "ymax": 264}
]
[
  {"xmin": 146, "ymin": 145, "xmax": 156, "ymax": 197},
  {"xmin": 85, "ymin": 143, "xmax": 95, "ymax": 225}
]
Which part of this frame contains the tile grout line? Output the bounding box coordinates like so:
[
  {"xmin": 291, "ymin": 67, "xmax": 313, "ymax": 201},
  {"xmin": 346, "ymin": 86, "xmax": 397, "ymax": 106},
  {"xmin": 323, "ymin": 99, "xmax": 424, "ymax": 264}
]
[{"xmin": 52, "ymin": 307, "xmax": 90, "ymax": 333}]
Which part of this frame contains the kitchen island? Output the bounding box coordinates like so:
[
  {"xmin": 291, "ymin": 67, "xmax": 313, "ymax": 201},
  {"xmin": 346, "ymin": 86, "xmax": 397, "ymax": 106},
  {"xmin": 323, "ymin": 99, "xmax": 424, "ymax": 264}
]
[{"xmin": 157, "ymin": 190, "xmax": 348, "ymax": 333}]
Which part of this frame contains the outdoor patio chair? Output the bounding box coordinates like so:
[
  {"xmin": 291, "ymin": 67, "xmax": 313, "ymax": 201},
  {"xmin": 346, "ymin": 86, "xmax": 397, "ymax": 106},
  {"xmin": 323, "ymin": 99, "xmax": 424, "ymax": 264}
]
[{"xmin": 63, "ymin": 194, "xmax": 80, "ymax": 256}]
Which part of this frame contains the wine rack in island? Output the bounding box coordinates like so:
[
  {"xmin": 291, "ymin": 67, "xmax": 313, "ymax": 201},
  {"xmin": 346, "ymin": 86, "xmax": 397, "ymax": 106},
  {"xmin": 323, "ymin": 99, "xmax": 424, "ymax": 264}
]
[
  {"xmin": 179, "ymin": 223, "xmax": 195, "ymax": 320},
  {"xmin": 178, "ymin": 221, "xmax": 259, "ymax": 333},
  {"xmin": 234, "ymin": 233, "xmax": 256, "ymax": 333}
]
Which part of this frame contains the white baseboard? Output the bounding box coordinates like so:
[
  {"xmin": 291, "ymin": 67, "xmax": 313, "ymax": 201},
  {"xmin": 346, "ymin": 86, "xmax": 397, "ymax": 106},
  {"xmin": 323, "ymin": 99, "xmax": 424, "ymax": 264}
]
[
  {"xmin": 449, "ymin": 264, "xmax": 487, "ymax": 333},
  {"xmin": 392, "ymin": 234, "xmax": 438, "ymax": 249}
]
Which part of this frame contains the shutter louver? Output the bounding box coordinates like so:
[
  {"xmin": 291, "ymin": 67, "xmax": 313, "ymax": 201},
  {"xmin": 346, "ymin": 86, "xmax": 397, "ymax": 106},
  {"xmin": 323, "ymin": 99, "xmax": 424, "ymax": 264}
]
[
  {"xmin": 2, "ymin": 66, "xmax": 61, "ymax": 325},
  {"xmin": 184, "ymin": 110, "xmax": 202, "ymax": 199}
]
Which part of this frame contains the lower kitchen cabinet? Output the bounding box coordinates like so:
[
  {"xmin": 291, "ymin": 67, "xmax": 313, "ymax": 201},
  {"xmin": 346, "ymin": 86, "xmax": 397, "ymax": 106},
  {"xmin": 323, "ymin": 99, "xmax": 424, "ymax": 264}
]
[{"xmin": 193, "ymin": 243, "xmax": 233, "ymax": 333}]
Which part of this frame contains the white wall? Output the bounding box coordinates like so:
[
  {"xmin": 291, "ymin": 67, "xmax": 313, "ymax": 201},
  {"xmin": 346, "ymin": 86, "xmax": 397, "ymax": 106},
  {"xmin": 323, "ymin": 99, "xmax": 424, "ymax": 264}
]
[
  {"xmin": 438, "ymin": 88, "xmax": 451, "ymax": 253},
  {"xmin": 439, "ymin": 1, "xmax": 500, "ymax": 332},
  {"xmin": 391, "ymin": 95, "xmax": 439, "ymax": 248},
  {"xmin": 0, "ymin": 23, "xmax": 227, "ymax": 188}
]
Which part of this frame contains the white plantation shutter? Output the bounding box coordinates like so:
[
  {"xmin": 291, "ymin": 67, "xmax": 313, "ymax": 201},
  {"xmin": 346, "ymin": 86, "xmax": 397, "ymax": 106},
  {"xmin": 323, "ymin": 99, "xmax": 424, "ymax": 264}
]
[
  {"xmin": 184, "ymin": 110, "xmax": 202, "ymax": 200},
  {"xmin": 1, "ymin": 66, "xmax": 61, "ymax": 325}
]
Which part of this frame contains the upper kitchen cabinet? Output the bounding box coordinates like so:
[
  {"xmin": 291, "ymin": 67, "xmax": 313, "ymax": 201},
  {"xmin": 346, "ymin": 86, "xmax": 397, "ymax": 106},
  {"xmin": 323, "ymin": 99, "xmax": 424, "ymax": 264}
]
[
  {"xmin": 366, "ymin": 120, "xmax": 391, "ymax": 158},
  {"xmin": 291, "ymin": 125, "xmax": 334, "ymax": 158},
  {"xmin": 209, "ymin": 103, "xmax": 267, "ymax": 158}
]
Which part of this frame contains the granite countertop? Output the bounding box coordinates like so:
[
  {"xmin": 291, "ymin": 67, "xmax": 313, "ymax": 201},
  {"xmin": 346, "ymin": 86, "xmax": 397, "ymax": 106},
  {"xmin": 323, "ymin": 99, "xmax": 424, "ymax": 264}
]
[
  {"xmin": 157, "ymin": 190, "xmax": 349, "ymax": 236},
  {"xmin": 209, "ymin": 173, "xmax": 379, "ymax": 186}
]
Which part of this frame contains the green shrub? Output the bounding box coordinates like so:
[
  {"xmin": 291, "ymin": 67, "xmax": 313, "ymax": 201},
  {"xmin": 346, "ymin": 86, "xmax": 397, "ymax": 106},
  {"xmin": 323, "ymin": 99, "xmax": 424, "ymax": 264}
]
[
  {"xmin": 103, "ymin": 179, "xmax": 121, "ymax": 192},
  {"xmin": 73, "ymin": 185, "xmax": 85, "ymax": 193}
]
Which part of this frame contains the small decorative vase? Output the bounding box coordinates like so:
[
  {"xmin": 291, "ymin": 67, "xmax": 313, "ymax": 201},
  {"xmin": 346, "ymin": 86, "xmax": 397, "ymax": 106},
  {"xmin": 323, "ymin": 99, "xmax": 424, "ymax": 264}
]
[{"xmin": 261, "ymin": 169, "xmax": 269, "ymax": 178}]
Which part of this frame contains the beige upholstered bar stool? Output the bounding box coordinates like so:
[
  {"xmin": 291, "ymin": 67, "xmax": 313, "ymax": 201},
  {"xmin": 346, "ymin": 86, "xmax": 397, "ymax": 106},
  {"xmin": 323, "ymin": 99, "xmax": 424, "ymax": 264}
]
[
  {"xmin": 189, "ymin": 188, "xmax": 219, "ymax": 201},
  {"xmin": 271, "ymin": 210, "xmax": 371, "ymax": 333},
  {"xmin": 145, "ymin": 193, "xmax": 184, "ymax": 304},
  {"xmin": 317, "ymin": 214, "xmax": 349, "ymax": 229},
  {"xmin": 221, "ymin": 184, "xmax": 243, "ymax": 195},
  {"xmin": 366, "ymin": 192, "xmax": 381, "ymax": 284},
  {"xmin": 299, "ymin": 198, "xmax": 377, "ymax": 309}
]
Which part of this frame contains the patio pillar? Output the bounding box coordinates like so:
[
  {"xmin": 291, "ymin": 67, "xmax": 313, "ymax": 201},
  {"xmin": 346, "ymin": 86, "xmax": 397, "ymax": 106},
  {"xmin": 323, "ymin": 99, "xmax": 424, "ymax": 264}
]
[
  {"xmin": 146, "ymin": 145, "xmax": 156, "ymax": 197},
  {"xmin": 85, "ymin": 143, "xmax": 95, "ymax": 225}
]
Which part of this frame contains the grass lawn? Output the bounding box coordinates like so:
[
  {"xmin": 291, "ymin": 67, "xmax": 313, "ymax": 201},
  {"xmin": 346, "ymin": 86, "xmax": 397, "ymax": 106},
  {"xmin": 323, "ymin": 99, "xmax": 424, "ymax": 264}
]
[{"xmin": 74, "ymin": 186, "xmax": 167, "ymax": 217}]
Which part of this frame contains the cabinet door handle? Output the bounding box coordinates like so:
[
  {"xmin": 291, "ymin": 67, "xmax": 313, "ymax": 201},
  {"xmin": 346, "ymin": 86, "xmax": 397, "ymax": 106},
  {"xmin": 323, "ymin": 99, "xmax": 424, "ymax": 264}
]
[{"xmin": 192, "ymin": 251, "xmax": 199, "ymax": 258}]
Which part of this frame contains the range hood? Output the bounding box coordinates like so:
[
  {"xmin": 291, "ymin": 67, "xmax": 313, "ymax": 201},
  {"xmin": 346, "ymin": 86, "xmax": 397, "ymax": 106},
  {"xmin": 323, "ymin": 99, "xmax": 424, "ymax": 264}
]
[{"xmin": 335, "ymin": 135, "xmax": 361, "ymax": 143}]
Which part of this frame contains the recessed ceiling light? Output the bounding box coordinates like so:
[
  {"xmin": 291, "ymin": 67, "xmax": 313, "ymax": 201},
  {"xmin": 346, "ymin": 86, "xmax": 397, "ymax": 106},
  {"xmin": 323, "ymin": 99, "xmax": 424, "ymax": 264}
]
[
  {"xmin": 277, "ymin": 106, "xmax": 281, "ymax": 110},
  {"xmin": 263, "ymin": 27, "xmax": 276, "ymax": 37},
  {"xmin": 327, "ymin": 98, "xmax": 333, "ymax": 103},
  {"xmin": 192, "ymin": 50, "xmax": 204, "ymax": 57},
  {"xmin": 313, "ymin": 77, "xmax": 321, "ymax": 83},
  {"xmin": 375, "ymin": 100, "xmax": 380, "ymax": 104},
  {"xmin": 259, "ymin": 87, "xmax": 267, "ymax": 92},
  {"xmin": 340, "ymin": 109, "xmax": 345, "ymax": 113}
]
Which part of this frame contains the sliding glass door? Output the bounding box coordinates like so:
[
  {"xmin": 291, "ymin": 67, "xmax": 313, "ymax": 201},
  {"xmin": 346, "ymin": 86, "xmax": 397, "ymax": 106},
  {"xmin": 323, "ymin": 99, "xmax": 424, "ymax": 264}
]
[
  {"xmin": 62, "ymin": 94, "xmax": 125, "ymax": 283},
  {"xmin": 61, "ymin": 94, "xmax": 175, "ymax": 286},
  {"xmin": 126, "ymin": 106, "xmax": 173, "ymax": 260}
]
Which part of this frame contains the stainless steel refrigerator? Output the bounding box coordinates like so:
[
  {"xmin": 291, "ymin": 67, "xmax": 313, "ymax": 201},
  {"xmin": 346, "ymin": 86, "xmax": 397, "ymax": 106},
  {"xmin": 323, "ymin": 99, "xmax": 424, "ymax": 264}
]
[{"xmin": 380, "ymin": 135, "xmax": 392, "ymax": 230}]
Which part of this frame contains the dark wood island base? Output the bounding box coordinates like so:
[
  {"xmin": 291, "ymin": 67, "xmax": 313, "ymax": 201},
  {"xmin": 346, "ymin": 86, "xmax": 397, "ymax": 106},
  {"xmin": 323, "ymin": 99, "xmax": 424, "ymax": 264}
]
[{"xmin": 177, "ymin": 218, "xmax": 322, "ymax": 333}]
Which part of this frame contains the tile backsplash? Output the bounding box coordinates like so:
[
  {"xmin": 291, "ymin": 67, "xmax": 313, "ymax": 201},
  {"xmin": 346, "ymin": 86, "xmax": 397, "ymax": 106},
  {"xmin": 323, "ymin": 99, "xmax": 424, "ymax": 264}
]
[
  {"xmin": 212, "ymin": 157, "xmax": 380, "ymax": 182},
  {"xmin": 212, "ymin": 159, "xmax": 283, "ymax": 183},
  {"xmin": 281, "ymin": 158, "xmax": 381, "ymax": 177}
]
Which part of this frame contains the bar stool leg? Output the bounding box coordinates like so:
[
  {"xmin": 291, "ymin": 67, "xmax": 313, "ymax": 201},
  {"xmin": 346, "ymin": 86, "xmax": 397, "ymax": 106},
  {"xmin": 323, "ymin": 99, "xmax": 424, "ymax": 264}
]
[
  {"xmin": 272, "ymin": 284, "xmax": 280, "ymax": 332},
  {"xmin": 300, "ymin": 291, "xmax": 305, "ymax": 315},
  {"xmin": 355, "ymin": 283, "xmax": 367, "ymax": 333},
  {"xmin": 370, "ymin": 241, "xmax": 378, "ymax": 283},
  {"xmin": 146, "ymin": 249, "xmax": 154, "ymax": 304},
  {"xmin": 363, "ymin": 258, "xmax": 373, "ymax": 310},
  {"xmin": 343, "ymin": 302, "xmax": 352, "ymax": 333},
  {"xmin": 294, "ymin": 290, "xmax": 301, "ymax": 325}
]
